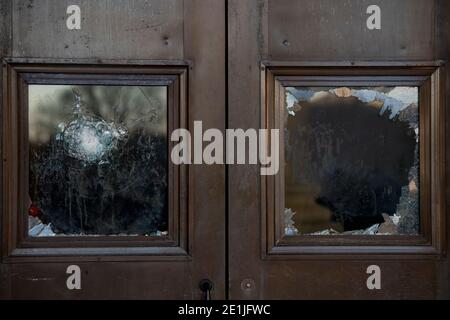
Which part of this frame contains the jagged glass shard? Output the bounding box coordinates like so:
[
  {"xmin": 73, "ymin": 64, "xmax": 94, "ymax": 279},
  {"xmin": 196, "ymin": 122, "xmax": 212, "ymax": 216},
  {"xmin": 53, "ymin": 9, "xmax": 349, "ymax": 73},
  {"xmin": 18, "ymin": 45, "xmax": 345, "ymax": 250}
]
[{"xmin": 284, "ymin": 86, "xmax": 420, "ymax": 236}]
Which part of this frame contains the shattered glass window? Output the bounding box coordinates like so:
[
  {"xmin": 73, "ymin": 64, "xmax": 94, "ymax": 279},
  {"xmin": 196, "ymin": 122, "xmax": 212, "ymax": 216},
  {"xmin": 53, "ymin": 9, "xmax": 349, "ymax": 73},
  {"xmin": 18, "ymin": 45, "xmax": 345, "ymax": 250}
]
[
  {"xmin": 28, "ymin": 85, "xmax": 168, "ymax": 237},
  {"xmin": 284, "ymin": 86, "xmax": 419, "ymax": 236}
]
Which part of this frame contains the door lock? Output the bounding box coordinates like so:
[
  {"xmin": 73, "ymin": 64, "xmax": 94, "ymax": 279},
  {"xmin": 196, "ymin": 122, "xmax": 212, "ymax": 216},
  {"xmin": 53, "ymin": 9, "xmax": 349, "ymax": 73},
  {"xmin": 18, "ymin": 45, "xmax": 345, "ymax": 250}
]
[{"xmin": 199, "ymin": 279, "xmax": 213, "ymax": 300}]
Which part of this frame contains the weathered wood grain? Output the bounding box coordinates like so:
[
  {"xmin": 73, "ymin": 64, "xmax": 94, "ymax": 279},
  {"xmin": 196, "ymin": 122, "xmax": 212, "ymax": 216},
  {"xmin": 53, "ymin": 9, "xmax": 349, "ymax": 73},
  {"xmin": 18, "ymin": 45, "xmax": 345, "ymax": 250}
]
[
  {"xmin": 268, "ymin": 0, "xmax": 435, "ymax": 60},
  {"xmin": 12, "ymin": 0, "xmax": 183, "ymax": 59}
]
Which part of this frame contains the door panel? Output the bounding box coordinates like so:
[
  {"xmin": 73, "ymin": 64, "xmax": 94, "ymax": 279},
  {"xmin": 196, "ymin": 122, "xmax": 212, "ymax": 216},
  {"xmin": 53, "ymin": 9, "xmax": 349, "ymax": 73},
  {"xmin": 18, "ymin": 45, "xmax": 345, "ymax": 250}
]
[
  {"xmin": 268, "ymin": 0, "xmax": 435, "ymax": 60},
  {"xmin": 0, "ymin": 0, "xmax": 225, "ymax": 299},
  {"xmin": 228, "ymin": 0, "xmax": 449, "ymax": 299},
  {"xmin": 12, "ymin": 0, "xmax": 184, "ymax": 60},
  {"xmin": 1, "ymin": 0, "xmax": 449, "ymax": 300}
]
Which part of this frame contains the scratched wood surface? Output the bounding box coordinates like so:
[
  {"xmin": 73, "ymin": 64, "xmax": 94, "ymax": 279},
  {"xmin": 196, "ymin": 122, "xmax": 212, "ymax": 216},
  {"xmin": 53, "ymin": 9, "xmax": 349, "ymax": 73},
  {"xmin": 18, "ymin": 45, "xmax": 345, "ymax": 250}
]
[
  {"xmin": 268, "ymin": 0, "xmax": 435, "ymax": 60},
  {"xmin": 12, "ymin": 0, "xmax": 184, "ymax": 59}
]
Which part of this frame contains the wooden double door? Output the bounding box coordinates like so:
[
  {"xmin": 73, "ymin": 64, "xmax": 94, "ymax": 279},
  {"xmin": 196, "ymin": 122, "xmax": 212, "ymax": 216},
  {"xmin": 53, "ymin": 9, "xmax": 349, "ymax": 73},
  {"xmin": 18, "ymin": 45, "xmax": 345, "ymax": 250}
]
[{"xmin": 0, "ymin": 0, "xmax": 449, "ymax": 299}]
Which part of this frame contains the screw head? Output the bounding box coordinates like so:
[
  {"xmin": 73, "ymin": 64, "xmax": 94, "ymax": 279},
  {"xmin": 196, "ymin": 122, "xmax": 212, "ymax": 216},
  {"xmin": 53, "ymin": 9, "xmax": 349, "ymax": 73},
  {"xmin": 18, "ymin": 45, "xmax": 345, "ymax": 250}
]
[{"xmin": 241, "ymin": 279, "xmax": 255, "ymax": 292}]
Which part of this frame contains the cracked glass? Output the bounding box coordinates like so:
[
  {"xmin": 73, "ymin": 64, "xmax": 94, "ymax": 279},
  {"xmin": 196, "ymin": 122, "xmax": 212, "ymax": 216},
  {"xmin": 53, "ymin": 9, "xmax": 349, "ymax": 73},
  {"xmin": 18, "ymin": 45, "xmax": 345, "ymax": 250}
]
[
  {"xmin": 28, "ymin": 85, "xmax": 168, "ymax": 237},
  {"xmin": 284, "ymin": 86, "xmax": 420, "ymax": 236}
]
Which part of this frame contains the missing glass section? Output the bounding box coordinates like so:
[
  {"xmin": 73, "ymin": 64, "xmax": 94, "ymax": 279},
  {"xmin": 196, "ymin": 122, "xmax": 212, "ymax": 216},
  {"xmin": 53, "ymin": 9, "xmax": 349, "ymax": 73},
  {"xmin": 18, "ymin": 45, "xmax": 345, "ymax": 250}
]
[
  {"xmin": 284, "ymin": 86, "xmax": 419, "ymax": 236},
  {"xmin": 28, "ymin": 85, "xmax": 168, "ymax": 237}
]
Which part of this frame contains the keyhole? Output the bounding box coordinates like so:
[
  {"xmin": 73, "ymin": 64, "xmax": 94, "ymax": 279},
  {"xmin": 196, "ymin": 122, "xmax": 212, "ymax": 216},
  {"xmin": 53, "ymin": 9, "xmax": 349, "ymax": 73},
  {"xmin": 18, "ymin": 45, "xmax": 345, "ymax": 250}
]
[{"xmin": 199, "ymin": 279, "xmax": 213, "ymax": 300}]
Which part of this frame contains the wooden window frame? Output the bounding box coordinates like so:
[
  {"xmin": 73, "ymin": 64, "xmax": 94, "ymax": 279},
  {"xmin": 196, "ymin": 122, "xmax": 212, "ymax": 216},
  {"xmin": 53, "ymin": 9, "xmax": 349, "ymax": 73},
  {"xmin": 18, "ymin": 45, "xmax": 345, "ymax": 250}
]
[
  {"xmin": 261, "ymin": 62, "xmax": 446, "ymax": 258},
  {"xmin": 1, "ymin": 59, "xmax": 191, "ymax": 262}
]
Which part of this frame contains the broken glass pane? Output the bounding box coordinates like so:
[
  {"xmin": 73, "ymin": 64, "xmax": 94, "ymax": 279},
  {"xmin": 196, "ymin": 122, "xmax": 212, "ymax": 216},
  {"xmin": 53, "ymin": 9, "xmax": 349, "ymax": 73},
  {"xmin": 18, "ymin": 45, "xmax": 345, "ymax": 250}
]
[
  {"xmin": 284, "ymin": 86, "xmax": 419, "ymax": 236},
  {"xmin": 28, "ymin": 85, "xmax": 168, "ymax": 237}
]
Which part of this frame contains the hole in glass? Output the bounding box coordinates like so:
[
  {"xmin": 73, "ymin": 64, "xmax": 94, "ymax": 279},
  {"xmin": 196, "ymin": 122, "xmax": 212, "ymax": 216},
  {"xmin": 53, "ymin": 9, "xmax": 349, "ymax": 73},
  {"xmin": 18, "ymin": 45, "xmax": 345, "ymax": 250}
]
[
  {"xmin": 284, "ymin": 86, "xmax": 419, "ymax": 236},
  {"xmin": 28, "ymin": 85, "xmax": 168, "ymax": 237}
]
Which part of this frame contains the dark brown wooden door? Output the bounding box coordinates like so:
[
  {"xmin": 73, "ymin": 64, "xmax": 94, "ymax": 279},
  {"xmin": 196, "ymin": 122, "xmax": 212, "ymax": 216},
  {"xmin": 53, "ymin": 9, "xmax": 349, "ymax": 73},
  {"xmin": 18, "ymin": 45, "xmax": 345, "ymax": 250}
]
[
  {"xmin": 1, "ymin": 0, "xmax": 449, "ymax": 300},
  {"xmin": 0, "ymin": 0, "xmax": 225, "ymax": 299},
  {"xmin": 228, "ymin": 0, "xmax": 450, "ymax": 299}
]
